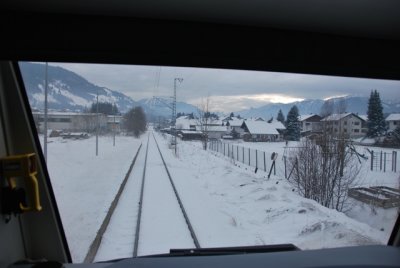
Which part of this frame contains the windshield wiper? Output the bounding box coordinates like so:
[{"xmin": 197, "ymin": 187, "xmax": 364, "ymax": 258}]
[
  {"xmin": 99, "ymin": 244, "xmax": 299, "ymax": 263},
  {"xmin": 142, "ymin": 244, "xmax": 299, "ymax": 257}
]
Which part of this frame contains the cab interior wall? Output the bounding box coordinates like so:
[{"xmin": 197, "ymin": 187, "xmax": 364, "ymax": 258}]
[{"xmin": 0, "ymin": 62, "xmax": 70, "ymax": 264}]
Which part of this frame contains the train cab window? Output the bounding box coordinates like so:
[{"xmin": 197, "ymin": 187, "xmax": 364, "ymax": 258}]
[{"xmin": 18, "ymin": 61, "xmax": 400, "ymax": 263}]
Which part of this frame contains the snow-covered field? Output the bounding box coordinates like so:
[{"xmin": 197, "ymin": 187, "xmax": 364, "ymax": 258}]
[
  {"xmin": 42, "ymin": 132, "xmax": 399, "ymax": 263},
  {"xmin": 42, "ymin": 135, "xmax": 142, "ymax": 262}
]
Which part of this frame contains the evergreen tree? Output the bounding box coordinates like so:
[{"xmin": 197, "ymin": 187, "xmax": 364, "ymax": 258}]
[
  {"xmin": 277, "ymin": 109, "xmax": 285, "ymax": 123},
  {"xmin": 230, "ymin": 112, "xmax": 234, "ymax": 118},
  {"xmin": 285, "ymin": 105, "xmax": 300, "ymax": 141},
  {"xmin": 90, "ymin": 102, "xmax": 119, "ymax": 115},
  {"xmin": 123, "ymin": 106, "xmax": 147, "ymax": 137},
  {"xmin": 367, "ymin": 90, "xmax": 386, "ymax": 137}
]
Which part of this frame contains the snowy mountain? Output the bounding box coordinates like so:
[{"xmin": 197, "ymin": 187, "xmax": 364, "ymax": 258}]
[
  {"xmin": 20, "ymin": 62, "xmax": 138, "ymax": 112},
  {"xmin": 237, "ymin": 96, "xmax": 400, "ymax": 119}
]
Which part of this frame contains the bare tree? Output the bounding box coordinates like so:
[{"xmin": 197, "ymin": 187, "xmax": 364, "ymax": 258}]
[
  {"xmin": 287, "ymin": 134, "xmax": 361, "ymax": 212},
  {"xmin": 320, "ymin": 99, "xmax": 334, "ymax": 118},
  {"xmin": 335, "ymin": 97, "xmax": 347, "ymax": 114}
]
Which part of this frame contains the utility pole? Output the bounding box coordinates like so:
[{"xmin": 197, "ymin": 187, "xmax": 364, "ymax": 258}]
[
  {"xmin": 96, "ymin": 89, "xmax": 99, "ymax": 156},
  {"xmin": 173, "ymin": 78, "xmax": 183, "ymax": 155},
  {"xmin": 113, "ymin": 102, "xmax": 116, "ymax": 146},
  {"xmin": 43, "ymin": 62, "xmax": 48, "ymax": 161}
]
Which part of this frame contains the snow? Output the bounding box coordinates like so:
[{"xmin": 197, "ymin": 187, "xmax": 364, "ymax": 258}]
[
  {"xmin": 299, "ymin": 114, "xmax": 316, "ymax": 121},
  {"xmin": 242, "ymin": 121, "xmax": 279, "ymax": 135},
  {"xmin": 158, "ymin": 135, "xmax": 387, "ymax": 249},
  {"xmin": 41, "ymin": 135, "xmax": 142, "ymax": 262},
  {"xmin": 58, "ymin": 87, "xmax": 92, "ymax": 107},
  {"xmin": 386, "ymin": 113, "xmax": 400, "ymax": 121},
  {"xmin": 321, "ymin": 113, "xmax": 352, "ymax": 121},
  {"xmin": 40, "ymin": 130, "xmax": 399, "ymax": 263}
]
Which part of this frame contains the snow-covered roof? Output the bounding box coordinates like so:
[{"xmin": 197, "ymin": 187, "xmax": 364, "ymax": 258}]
[
  {"xmin": 176, "ymin": 117, "xmax": 198, "ymax": 129},
  {"xmin": 321, "ymin": 113, "xmax": 352, "ymax": 121},
  {"xmin": 179, "ymin": 130, "xmax": 203, "ymax": 134},
  {"xmin": 33, "ymin": 111, "xmax": 80, "ymax": 116},
  {"xmin": 242, "ymin": 121, "xmax": 279, "ymax": 135},
  {"xmin": 386, "ymin": 113, "xmax": 400, "ymax": 121},
  {"xmin": 358, "ymin": 115, "xmax": 368, "ymax": 121},
  {"xmin": 299, "ymin": 114, "xmax": 317, "ymax": 121},
  {"xmin": 204, "ymin": 126, "xmax": 228, "ymax": 132},
  {"xmin": 268, "ymin": 120, "xmax": 286, "ymax": 130}
]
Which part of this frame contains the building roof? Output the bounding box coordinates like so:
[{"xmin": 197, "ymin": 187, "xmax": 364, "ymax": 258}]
[
  {"xmin": 386, "ymin": 113, "xmax": 400, "ymax": 121},
  {"xmin": 242, "ymin": 121, "xmax": 279, "ymax": 135},
  {"xmin": 226, "ymin": 118, "xmax": 244, "ymax": 127},
  {"xmin": 176, "ymin": 117, "xmax": 198, "ymax": 129},
  {"xmin": 197, "ymin": 126, "xmax": 228, "ymax": 132},
  {"xmin": 299, "ymin": 114, "xmax": 320, "ymax": 121},
  {"xmin": 179, "ymin": 130, "xmax": 203, "ymax": 134},
  {"xmin": 358, "ymin": 115, "xmax": 368, "ymax": 121}
]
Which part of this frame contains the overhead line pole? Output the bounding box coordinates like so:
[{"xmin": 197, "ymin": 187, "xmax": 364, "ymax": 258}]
[
  {"xmin": 96, "ymin": 89, "xmax": 99, "ymax": 156},
  {"xmin": 173, "ymin": 78, "xmax": 183, "ymax": 155},
  {"xmin": 43, "ymin": 62, "xmax": 48, "ymax": 161}
]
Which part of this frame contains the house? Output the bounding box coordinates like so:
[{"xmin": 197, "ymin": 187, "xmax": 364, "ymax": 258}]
[
  {"xmin": 386, "ymin": 114, "xmax": 400, "ymax": 131},
  {"xmin": 196, "ymin": 125, "xmax": 229, "ymax": 139},
  {"xmin": 175, "ymin": 115, "xmax": 198, "ymax": 131},
  {"xmin": 222, "ymin": 116, "xmax": 245, "ymax": 138},
  {"xmin": 320, "ymin": 113, "xmax": 366, "ymax": 138},
  {"xmin": 241, "ymin": 120, "xmax": 280, "ymax": 142},
  {"xmin": 177, "ymin": 130, "xmax": 204, "ymax": 140},
  {"xmin": 299, "ymin": 114, "xmax": 322, "ymax": 136},
  {"xmin": 32, "ymin": 111, "xmax": 108, "ymax": 133}
]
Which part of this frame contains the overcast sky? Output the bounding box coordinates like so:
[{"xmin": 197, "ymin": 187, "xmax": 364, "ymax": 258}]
[{"xmin": 51, "ymin": 62, "xmax": 400, "ymax": 112}]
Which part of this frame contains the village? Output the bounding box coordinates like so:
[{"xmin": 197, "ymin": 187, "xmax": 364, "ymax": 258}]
[{"xmin": 31, "ymin": 109, "xmax": 400, "ymax": 145}]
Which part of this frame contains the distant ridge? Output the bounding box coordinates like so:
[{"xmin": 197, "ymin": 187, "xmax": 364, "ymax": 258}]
[{"xmin": 20, "ymin": 62, "xmax": 138, "ymax": 112}]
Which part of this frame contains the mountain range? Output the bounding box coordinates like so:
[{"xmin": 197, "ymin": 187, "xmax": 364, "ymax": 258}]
[{"xmin": 20, "ymin": 62, "xmax": 400, "ymax": 119}]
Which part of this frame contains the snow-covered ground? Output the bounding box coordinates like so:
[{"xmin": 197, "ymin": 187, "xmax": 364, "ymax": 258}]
[
  {"xmin": 207, "ymin": 139, "xmax": 400, "ymax": 241},
  {"xmin": 42, "ymin": 135, "xmax": 142, "ymax": 262},
  {"xmin": 41, "ymin": 132, "xmax": 399, "ymax": 263}
]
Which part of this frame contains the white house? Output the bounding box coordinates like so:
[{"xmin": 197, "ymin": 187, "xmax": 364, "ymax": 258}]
[
  {"xmin": 386, "ymin": 114, "xmax": 400, "ymax": 131},
  {"xmin": 299, "ymin": 114, "xmax": 322, "ymax": 135},
  {"xmin": 320, "ymin": 113, "xmax": 366, "ymax": 138}
]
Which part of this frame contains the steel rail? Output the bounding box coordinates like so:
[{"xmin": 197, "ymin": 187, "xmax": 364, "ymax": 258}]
[
  {"xmin": 152, "ymin": 132, "xmax": 201, "ymax": 249},
  {"xmin": 133, "ymin": 133, "xmax": 150, "ymax": 257},
  {"xmin": 84, "ymin": 143, "xmax": 143, "ymax": 263}
]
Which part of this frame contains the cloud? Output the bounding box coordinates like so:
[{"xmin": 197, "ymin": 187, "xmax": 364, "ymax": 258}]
[{"xmin": 50, "ymin": 62, "xmax": 400, "ymax": 112}]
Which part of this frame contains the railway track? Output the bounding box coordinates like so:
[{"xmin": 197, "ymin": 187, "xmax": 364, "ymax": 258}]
[{"xmin": 85, "ymin": 131, "xmax": 200, "ymax": 262}]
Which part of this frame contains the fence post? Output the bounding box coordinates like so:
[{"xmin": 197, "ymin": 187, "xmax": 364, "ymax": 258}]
[
  {"xmin": 284, "ymin": 156, "xmax": 287, "ymax": 178},
  {"xmin": 264, "ymin": 152, "xmax": 266, "ymax": 172},
  {"xmin": 380, "ymin": 151, "xmax": 383, "ymax": 171},
  {"xmin": 242, "ymin": 147, "xmax": 244, "ymax": 163},
  {"xmin": 392, "ymin": 151, "xmax": 395, "ymax": 172},
  {"xmin": 384, "ymin": 152, "xmax": 386, "ymax": 172},
  {"xmin": 248, "ymin": 148, "xmax": 251, "ymax": 165},
  {"xmin": 371, "ymin": 150, "xmax": 374, "ymax": 171},
  {"xmin": 237, "ymin": 146, "xmax": 239, "ymax": 162},
  {"xmin": 256, "ymin": 150, "xmax": 258, "ymax": 169}
]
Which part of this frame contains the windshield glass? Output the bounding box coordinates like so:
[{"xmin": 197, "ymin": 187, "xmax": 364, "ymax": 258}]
[{"xmin": 19, "ymin": 61, "xmax": 400, "ymax": 262}]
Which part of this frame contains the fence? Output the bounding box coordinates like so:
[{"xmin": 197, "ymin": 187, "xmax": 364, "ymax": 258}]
[
  {"xmin": 208, "ymin": 140, "xmax": 278, "ymax": 177},
  {"xmin": 369, "ymin": 150, "xmax": 398, "ymax": 172}
]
